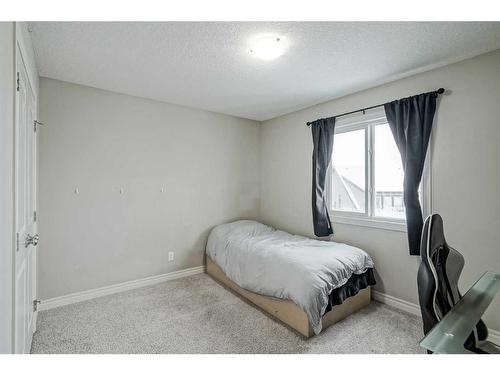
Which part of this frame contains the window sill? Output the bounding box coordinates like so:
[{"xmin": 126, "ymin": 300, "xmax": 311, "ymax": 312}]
[{"xmin": 330, "ymin": 213, "xmax": 407, "ymax": 232}]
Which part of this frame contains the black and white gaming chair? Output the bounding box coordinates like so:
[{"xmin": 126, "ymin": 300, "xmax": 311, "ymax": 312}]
[{"xmin": 417, "ymin": 214, "xmax": 499, "ymax": 354}]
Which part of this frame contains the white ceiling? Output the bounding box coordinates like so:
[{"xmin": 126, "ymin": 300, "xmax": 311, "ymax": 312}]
[{"xmin": 30, "ymin": 22, "xmax": 500, "ymax": 121}]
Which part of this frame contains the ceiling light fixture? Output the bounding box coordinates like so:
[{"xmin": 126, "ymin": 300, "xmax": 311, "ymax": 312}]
[{"xmin": 249, "ymin": 34, "xmax": 287, "ymax": 61}]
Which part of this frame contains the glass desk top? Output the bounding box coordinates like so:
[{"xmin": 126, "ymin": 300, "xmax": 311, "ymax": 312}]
[{"xmin": 420, "ymin": 271, "xmax": 500, "ymax": 354}]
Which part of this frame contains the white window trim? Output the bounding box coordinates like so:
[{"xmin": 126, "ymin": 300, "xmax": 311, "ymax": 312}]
[{"xmin": 328, "ymin": 107, "xmax": 432, "ymax": 232}]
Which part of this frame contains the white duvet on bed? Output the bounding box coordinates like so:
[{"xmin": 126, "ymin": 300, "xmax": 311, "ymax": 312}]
[{"xmin": 206, "ymin": 220, "xmax": 374, "ymax": 335}]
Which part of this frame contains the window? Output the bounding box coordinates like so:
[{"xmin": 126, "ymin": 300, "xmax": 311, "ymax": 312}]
[
  {"xmin": 330, "ymin": 129, "xmax": 365, "ymax": 213},
  {"xmin": 328, "ymin": 108, "xmax": 430, "ymax": 231},
  {"xmin": 374, "ymin": 124, "xmax": 405, "ymax": 219}
]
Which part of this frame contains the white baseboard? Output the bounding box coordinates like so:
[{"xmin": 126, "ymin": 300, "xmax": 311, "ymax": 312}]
[
  {"xmin": 488, "ymin": 329, "xmax": 500, "ymax": 346},
  {"xmin": 372, "ymin": 290, "xmax": 421, "ymax": 316},
  {"xmin": 372, "ymin": 289, "xmax": 500, "ymax": 346},
  {"xmin": 39, "ymin": 265, "xmax": 205, "ymax": 311}
]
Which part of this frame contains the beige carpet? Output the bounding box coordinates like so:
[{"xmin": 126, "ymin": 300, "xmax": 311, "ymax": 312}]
[{"xmin": 31, "ymin": 273, "xmax": 425, "ymax": 354}]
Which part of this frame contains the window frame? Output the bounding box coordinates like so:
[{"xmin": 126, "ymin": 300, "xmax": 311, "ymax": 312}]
[{"xmin": 327, "ymin": 107, "xmax": 432, "ymax": 232}]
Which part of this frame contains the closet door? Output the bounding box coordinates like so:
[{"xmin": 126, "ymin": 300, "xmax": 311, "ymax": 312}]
[{"xmin": 14, "ymin": 45, "xmax": 38, "ymax": 354}]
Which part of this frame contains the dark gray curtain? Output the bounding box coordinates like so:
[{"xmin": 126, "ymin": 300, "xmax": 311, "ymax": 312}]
[
  {"xmin": 384, "ymin": 91, "xmax": 438, "ymax": 255},
  {"xmin": 311, "ymin": 118, "xmax": 336, "ymax": 237}
]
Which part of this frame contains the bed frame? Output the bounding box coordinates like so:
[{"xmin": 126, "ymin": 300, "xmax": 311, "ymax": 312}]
[{"xmin": 206, "ymin": 257, "xmax": 371, "ymax": 338}]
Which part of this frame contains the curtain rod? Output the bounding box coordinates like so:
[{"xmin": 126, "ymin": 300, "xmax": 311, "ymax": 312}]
[{"xmin": 306, "ymin": 88, "xmax": 445, "ymax": 126}]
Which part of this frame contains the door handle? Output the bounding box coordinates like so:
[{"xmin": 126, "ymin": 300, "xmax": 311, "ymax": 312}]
[{"xmin": 25, "ymin": 234, "xmax": 39, "ymax": 248}]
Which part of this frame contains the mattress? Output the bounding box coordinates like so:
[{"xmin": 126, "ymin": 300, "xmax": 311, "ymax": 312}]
[{"xmin": 206, "ymin": 220, "xmax": 375, "ymax": 334}]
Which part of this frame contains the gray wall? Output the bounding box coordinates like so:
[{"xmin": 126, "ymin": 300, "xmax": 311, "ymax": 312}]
[
  {"xmin": 260, "ymin": 50, "xmax": 500, "ymax": 331},
  {"xmin": 0, "ymin": 22, "xmax": 14, "ymax": 354},
  {"xmin": 39, "ymin": 78, "xmax": 260, "ymax": 299}
]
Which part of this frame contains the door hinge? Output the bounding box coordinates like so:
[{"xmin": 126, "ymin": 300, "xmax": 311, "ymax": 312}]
[
  {"xmin": 16, "ymin": 72, "xmax": 19, "ymax": 92},
  {"xmin": 16, "ymin": 232, "xmax": 19, "ymax": 252},
  {"xmin": 34, "ymin": 120, "xmax": 44, "ymax": 133},
  {"xmin": 33, "ymin": 299, "xmax": 40, "ymax": 312},
  {"xmin": 33, "ymin": 210, "xmax": 37, "ymax": 222}
]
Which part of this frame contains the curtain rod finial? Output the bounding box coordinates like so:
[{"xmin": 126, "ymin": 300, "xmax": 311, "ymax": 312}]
[{"xmin": 437, "ymin": 88, "xmax": 445, "ymax": 94}]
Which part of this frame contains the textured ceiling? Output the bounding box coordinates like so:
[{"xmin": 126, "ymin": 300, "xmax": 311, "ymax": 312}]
[{"xmin": 30, "ymin": 22, "xmax": 500, "ymax": 121}]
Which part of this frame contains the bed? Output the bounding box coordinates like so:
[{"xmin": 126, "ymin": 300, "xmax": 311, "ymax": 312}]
[{"xmin": 205, "ymin": 220, "xmax": 375, "ymax": 338}]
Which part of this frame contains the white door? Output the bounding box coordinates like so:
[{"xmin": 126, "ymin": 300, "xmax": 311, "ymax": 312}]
[{"xmin": 14, "ymin": 45, "xmax": 38, "ymax": 354}]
